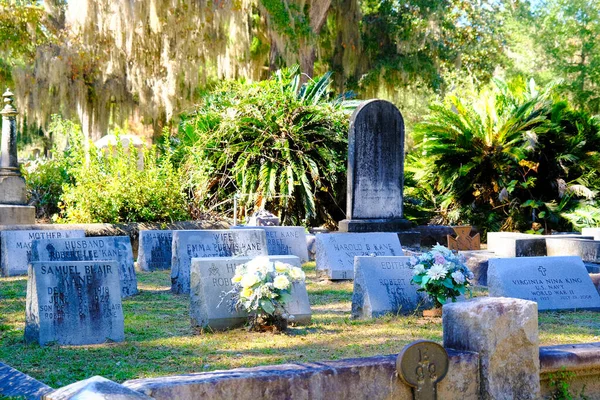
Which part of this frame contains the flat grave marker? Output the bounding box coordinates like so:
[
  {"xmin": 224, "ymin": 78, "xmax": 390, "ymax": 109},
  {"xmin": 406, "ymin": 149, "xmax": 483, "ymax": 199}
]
[
  {"xmin": 0, "ymin": 230, "xmax": 85, "ymax": 276},
  {"xmin": 315, "ymin": 233, "xmax": 403, "ymax": 280},
  {"xmin": 190, "ymin": 255, "xmax": 311, "ymax": 330},
  {"xmin": 24, "ymin": 260, "xmax": 124, "ymax": 346},
  {"xmin": 352, "ymin": 256, "xmax": 427, "ymax": 318},
  {"xmin": 231, "ymin": 226, "xmax": 309, "ymax": 262},
  {"xmin": 171, "ymin": 229, "xmax": 268, "ymax": 294},
  {"xmin": 488, "ymin": 256, "xmax": 600, "ymax": 311},
  {"xmin": 137, "ymin": 230, "xmax": 173, "ymax": 271},
  {"xmin": 30, "ymin": 236, "xmax": 137, "ymax": 298}
]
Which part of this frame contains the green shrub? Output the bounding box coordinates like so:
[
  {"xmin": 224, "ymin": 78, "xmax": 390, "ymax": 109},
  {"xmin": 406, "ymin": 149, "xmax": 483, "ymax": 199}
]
[
  {"xmin": 179, "ymin": 67, "xmax": 349, "ymax": 227},
  {"xmin": 57, "ymin": 134, "xmax": 190, "ymax": 224},
  {"xmin": 24, "ymin": 115, "xmax": 190, "ymax": 224},
  {"xmin": 411, "ymin": 78, "xmax": 600, "ymax": 235}
]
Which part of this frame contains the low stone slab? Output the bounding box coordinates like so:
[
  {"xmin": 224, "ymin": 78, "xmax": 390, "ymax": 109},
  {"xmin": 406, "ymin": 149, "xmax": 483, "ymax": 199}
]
[
  {"xmin": 190, "ymin": 255, "xmax": 311, "ymax": 330},
  {"xmin": 25, "ymin": 261, "xmax": 124, "ymax": 346},
  {"xmin": 352, "ymin": 256, "xmax": 427, "ymax": 318},
  {"xmin": 582, "ymin": 227, "xmax": 600, "ymax": 240},
  {"xmin": 487, "ymin": 232, "xmax": 594, "ymax": 257},
  {"xmin": 30, "ymin": 236, "xmax": 138, "ymax": 298},
  {"xmin": 315, "ymin": 233, "xmax": 403, "ymax": 280},
  {"xmin": 488, "ymin": 256, "xmax": 600, "ymax": 310},
  {"xmin": 546, "ymin": 237, "xmax": 600, "ymax": 263},
  {"xmin": 137, "ymin": 230, "xmax": 173, "ymax": 271},
  {"xmin": 0, "ymin": 361, "xmax": 53, "ymax": 399},
  {"xmin": 0, "ymin": 229, "xmax": 85, "ymax": 277},
  {"xmin": 46, "ymin": 375, "xmax": 153, "ymax": 400},
  {"xmin": 459, "ymin": 250, "xmax": 496, "ymax": 286},
  {"xmin": 232, "ymin": 226, "xmax": 309, "ymax": 262},
  {"xmin": 171, "ymin": 230, "xmax": 268, "ymax": 294}
]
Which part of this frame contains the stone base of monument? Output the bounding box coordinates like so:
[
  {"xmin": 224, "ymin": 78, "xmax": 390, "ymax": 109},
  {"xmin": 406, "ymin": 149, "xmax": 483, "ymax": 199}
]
[
  {"xmin": 0, "ymin": 175, "xmax": 27, "ymax": 204},
  {"xmin": 0, "ymin": 205, "xmax": 35, "ymax": 224},
  {"xmin": 338, "ymin": 219, "xmax": 420, "ymax": 249}
]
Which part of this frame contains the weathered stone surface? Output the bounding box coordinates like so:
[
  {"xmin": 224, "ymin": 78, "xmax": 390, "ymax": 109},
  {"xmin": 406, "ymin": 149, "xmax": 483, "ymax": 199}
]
[
  {"xmin": 0, "ymin": 229, "xmax": 85, "ymax": 277},
  {"xmin": 137, "ymin": 230, "xmax": 173, "ymax": 271},
  {"xmin": 30, "ymin": 236, "xmax": 138, "ymax": 298},
  {"xmin": 0, "ymin": 204, "xmax": 35, "ymax": 225},
  {"xmin": 0, "ymin": 361, "xmax": 53, "ymax": 399},
  {"xmin": 540, "ymin": 343, "xmax": 600, "ymax": 399},
  {"xmin": 46, "ymin": 376, "xmax": 153, "ymax": 399},
  {"xmin": 171, "ymin": 230, "xmax": 268, "ymax": 294},
  {"xmin": 443, "ymin": 297, "xmax": 540, "ymax": 400},
  {"xmin": 590, "ymin": 273, "xmax": 600, "ymax": 295},
  {"xmin": 190, "ymin": 255, "xmax": 311, "ymax": 330},
  {"xmin": 0, "ymin": 175, "xmax": 27, "ymax": 204},
  {"xmin": 124, "ymin": 349, "xmax": 479, "ymax": 400},
  {"xmin": 546, "ymin": 237, "xmax": 600, "ymax": 263},
  {"xmin": 315, "ymin": 233, "xmax": 403, "ymax": 280},
  {"xmin": 415, "ymin": 225, "xmax": 456, "ymax": 247},
  {"xmin": 345, "ymin": 100, "xmax": 405, "ymax": 220},
  {"xmin": 246, "ymin": 210, "xmax": 280, "ymax": 226},
  {"xmin": 459, "ymin": 250, "xmax": 495, "ymax": 286},
  {"xmin": 25, "ymin": 261, "xmax": 124, "ymax": 346},
  {"xmin": 352, "ymin": 256, "xmax": 427, "ymax": 318},
  {"xmin": 487, "ymin": 232, "xmax": 593, "ymax": 257},
  {"xmin": 232, "ymin": 226, "xmax": 309, "ymax": 263},
  {"xmin": 488, "ymin": 256, "xmax": 600, "ymax": 311}
]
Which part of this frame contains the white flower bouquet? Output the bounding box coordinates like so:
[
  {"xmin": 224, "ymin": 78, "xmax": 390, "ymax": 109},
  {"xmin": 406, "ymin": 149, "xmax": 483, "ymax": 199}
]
[
  {"xmin": 409, "ymin": 244, "xmax": 473, "ymax": 308},
  {"xmin": 228, "ymin": 256, "xmax": 306, "ymax": 331}
]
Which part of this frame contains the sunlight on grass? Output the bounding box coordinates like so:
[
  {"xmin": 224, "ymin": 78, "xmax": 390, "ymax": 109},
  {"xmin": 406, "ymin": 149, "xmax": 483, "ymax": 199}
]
[{"xmin": 1, "ymin": 267, "xmax": 599, "ymax": 387}]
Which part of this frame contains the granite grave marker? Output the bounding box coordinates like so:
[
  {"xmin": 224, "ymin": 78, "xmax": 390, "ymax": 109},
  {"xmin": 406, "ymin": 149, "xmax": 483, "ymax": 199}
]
[
  {"xmin": 137, "ymin": 230, "xmax": 173, "ymax": 271},
  {"xmin": 190, "ymin": 255, "xmax": 311, "ymax": 330},
  {"xmin": 30, "ymin": 236, "xmax": 138, "ymax": 298},
  {"xmin": 24, "ymin": 260, "xmax": 124, "ymax": 346},
  {"xmin": 171, "ymin": 229, "xmax": 268, "ymax": 294},
  {"xmin": 338, "ymin": 99, "xmax": 412, "ymax": 233},
  {"xmin": 231, "ymin": 226, "xmax": 309, "ymax": 262},
  {"xmin": 315, "ymin": 233, "xmax": 403, "ymax": 280},
  {"xmin": 0, "ymin": 230, "xmax": 85, "ymax": 276},
  {"xmin": 352, "ymin": 256, "xmax": 427, "ymax": 318},
  {"xmin": 488, "ymin": 256, "xmax": 600, "ymax": 310}
]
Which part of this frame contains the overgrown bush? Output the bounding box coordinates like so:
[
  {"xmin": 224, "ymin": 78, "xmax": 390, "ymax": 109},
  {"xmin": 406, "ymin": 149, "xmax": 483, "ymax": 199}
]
[
  {"xmin": 178, "ymin": 67, "xmax": 350, "ymax": 227},
  {"xmin": 24, "ymin": 116, "xmax": 190, "ymax": 224},
  {"xmin": 411, "ymin": 78, "xmax": 600, "ymax": 235}
]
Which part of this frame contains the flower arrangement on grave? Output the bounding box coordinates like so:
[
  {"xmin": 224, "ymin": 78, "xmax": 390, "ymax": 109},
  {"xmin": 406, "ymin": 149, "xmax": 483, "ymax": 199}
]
[
  {"xmin": 229, "ymin": 256, "xmax": 306, "ymax": 332},
  {"xmin": 409, "ymin": 244, "xmax": 473, "ymax": 309}
]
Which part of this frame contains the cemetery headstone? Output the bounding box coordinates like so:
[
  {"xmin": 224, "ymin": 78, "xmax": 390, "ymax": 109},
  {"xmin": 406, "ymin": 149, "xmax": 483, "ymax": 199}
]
[
  {"xmin": 24, "ymin": 260, "xmax": 124, "ymax": 346},
  {"xmin": 0, "ymin": 230, "xmax": 85, "ymax": 276},
  {"xmin": 338, "ymin": 100, "xmax": 412, "ymax": 234},
  {"xmin": 488, "ymin": 256, "xmax": 600, "ymax": 311},
  {"xmin": 447, "ymin": 226, "xmax": 480, "ymax": 251},
  {"xmin": 231, "ymin": 226, "xmax": 309, "ymax": 263},
  {"xmin": 582, "ymin": 227, "xmax": 600, "ymax": 240},
  {"xmin": 352, "ymin": 256, "xmax": 428, "ymax": 318},
  {"xmin": 487, "ymin": 232, "xmax": 593, "ymax": 257},
  {"xmin": 459, "ymin": 250, "xmax": 495, "ymax": 286},
  {"xmin": 137, "ymin": 230, "xmax": 173, "ymax": 271},
  {"xmin": 190, "ymin": 255, "xmax": 311, "ymax": 330},
  {"xmin": 315, "ymin": 233, "xmax": 403, "ymax": 280},
  {"xmin": 30, "ymin": 236, "xmax": 138, "ymax": 298},
  {"xmin": 171, "ymin": 229, "xmax": 268, "ymax": 294}
]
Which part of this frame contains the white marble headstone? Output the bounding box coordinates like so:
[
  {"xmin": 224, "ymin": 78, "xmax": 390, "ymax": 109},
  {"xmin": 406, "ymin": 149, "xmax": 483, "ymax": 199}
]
[
  {"xmin": 488, "ymin": 256, "xmax": 600, "ymax": 311},
  {"xmin": 190, "ymin": 255, "xmax": 311, "ymax": 330},
  {"xmin": 0, "ymin": 230, "xmax": 85, "ymax": 277},
  {"xmin": 315, "ymin": 233, "xmax": 403, "ymax": 280}
]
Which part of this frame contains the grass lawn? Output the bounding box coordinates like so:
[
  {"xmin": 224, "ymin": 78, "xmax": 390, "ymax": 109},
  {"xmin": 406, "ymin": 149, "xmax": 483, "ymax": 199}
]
[{"xmin": 1, "ymin": 263, "xmax": 599, "ymax": 388}]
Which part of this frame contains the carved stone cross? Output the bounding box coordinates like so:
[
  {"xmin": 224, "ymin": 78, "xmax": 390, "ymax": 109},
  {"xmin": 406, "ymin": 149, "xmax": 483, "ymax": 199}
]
[
  {"xmin": 447, "ymin": 226, "xmax": 480, "ymax": 251},
  {"xmin": 397, "ymin": 340, "xmax": 449, "ymax": 400}
]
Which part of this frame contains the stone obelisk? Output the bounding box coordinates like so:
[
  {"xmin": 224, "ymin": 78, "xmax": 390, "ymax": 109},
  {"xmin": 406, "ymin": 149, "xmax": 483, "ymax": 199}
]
[{"xmin": 0, "ymin": 89, "xmax": 35, "ymax": 224}]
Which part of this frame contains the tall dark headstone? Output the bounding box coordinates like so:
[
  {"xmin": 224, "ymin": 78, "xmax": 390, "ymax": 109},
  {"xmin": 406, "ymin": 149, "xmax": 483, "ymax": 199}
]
[{"xmin": 338, "ymin": 100, "xmax": 417, "ymax": 246}]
